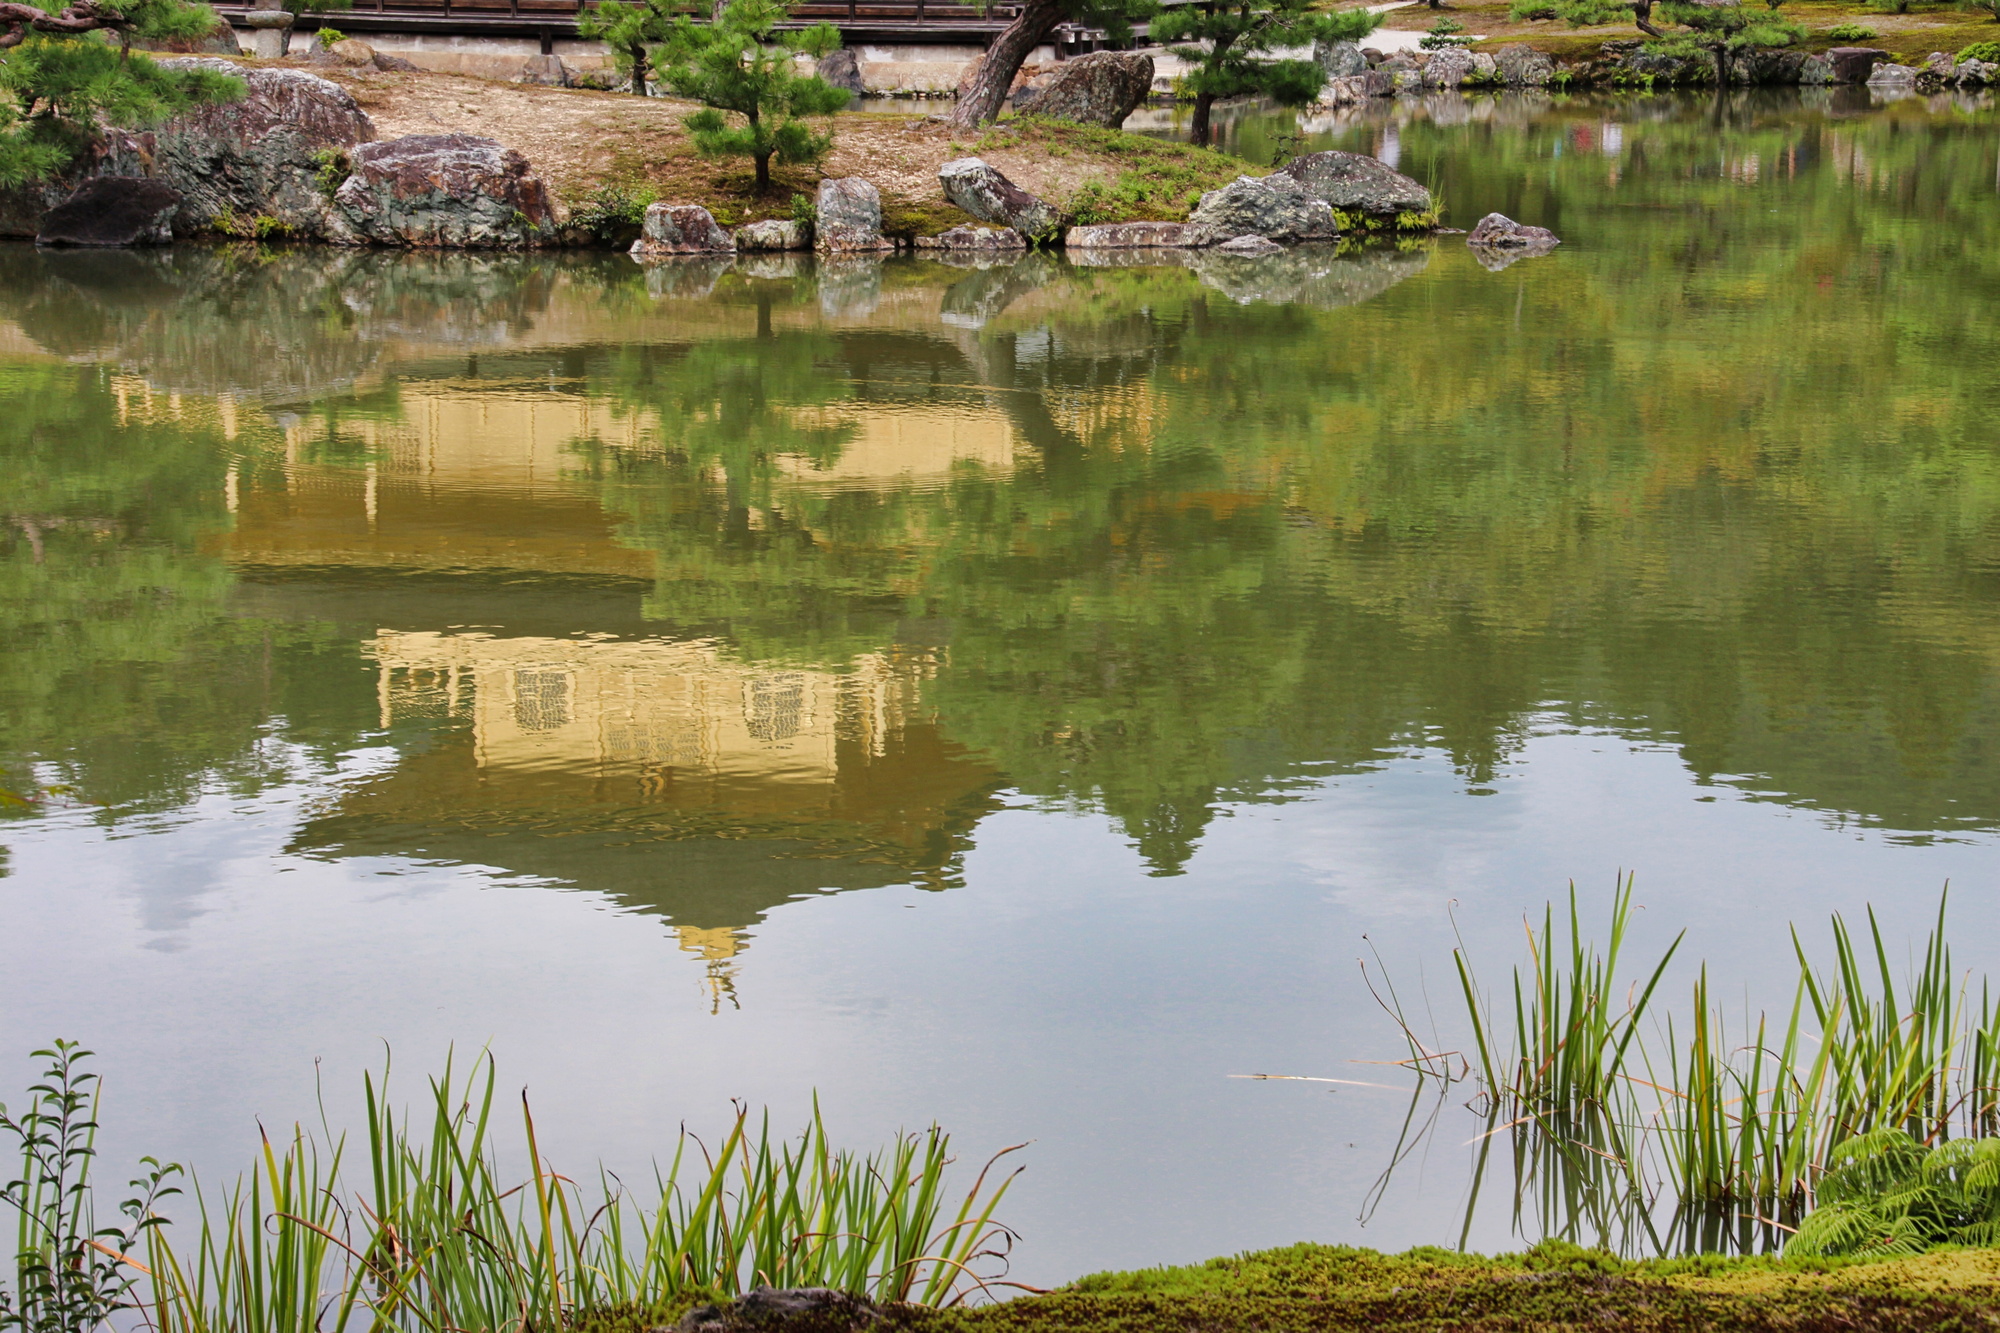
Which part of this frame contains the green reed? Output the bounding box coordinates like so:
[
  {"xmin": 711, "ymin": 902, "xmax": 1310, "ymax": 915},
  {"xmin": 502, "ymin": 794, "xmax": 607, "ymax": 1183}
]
[
  {"xmin": 142, "ymin": 1053, "xmax": 1022, "ymax": 1333},
  {"xmin": 1449, "ymin": 883, "xmax": 2000, "ymax": 1253}
]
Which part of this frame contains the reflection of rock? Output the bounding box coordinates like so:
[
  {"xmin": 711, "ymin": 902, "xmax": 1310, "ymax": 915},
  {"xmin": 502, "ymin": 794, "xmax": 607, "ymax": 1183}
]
[
  {"xmin": 939, "ymin": 251, "xmax": 1060, "ymax": 328},
  {"xmin": 640, "ymin": 256, "xmax": 732, "ymax": 299},
  {"xmin": 36, "ymin": 178, "xmax": 182, "ymax": 247},
  {"xmin": 334, "ymin": 134, "xmax": 555, "ymax": 248},
  {"xmin": 816, "ymin": 177, "xmax": 893, "ymax": 253},
  {"xmin": 928, "ymin": 224, "xmax": 1027, "ymax": 252},
  {"xmin": 1217, "ymin": 234, "xmax": 1282, "ymax": 256},
  {"xmin": 1018, "ymin": 50, "xmax": 1153, "ymax": 128},
  {"xmin": 938, "ymin": 158, "xmax": 1061, "ymax": 239},
  {"xmin": 817, "ymin": 255, "xmax": 885, "ymax": 317},
  {"xmin": 1065, "ymin": 247, "xmax": 1196, "ymax": 270},
  {"xmin": 1188, "ymin": 244, "xmax": 1428, "ymax": 308},
  {"xmin": 736, "ymin": 253, "xmax": 812, "ymax": 280},
  {"xmin": 1184, "ymin": 174, "xmax": 1338, "ymax": 247}
]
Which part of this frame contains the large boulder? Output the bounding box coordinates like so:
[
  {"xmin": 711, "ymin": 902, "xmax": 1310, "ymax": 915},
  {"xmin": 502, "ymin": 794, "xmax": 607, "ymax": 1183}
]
[
  {"xmin": 630, "ymin": 203, "xmax": 734, "ymax": 255},
  {"xmin": 333, "ymin": 134, "xmax": 554, "ymax": 247},
  {"xmin": 514, "ymin": 54, "xmax": 573, "ymax": 86},
  {"xmin": 1736, "ymin": 48, "xmax": 1806, "ymax": 84},
  {"xmin": 816, "ymin": 176, "xmax": 892, "ymax": 252},
  {"xmin": 1467, "ymin": 211, "xmax": 1560, "ymax": 249},
  {"xmin": 1799, "ymin": 53, "xmax": 1835, "ymax": 84},
  {"xmin": 1016, "ymin": 50, "xmax": 1152, "ymax": 127},
  {"xmin": 1314, "ymin": 38, "xmax": 1367, "ymax": 78},
  {"xmin": 1959, "ymin": 57, "xmax": 1996, "ymax": 86},
  {"xmin": 1492, "ymin": 43, "xmax": 1555, "ymax": 86},
  {"xmin": 36, "ymin": 177, "xmax": 182, "ymax": 246},
  {"xmin": 816, "ymin": 49, "xmax": 866, "ymax": 95},
  {"xmin": 938, "ymin": 157, "xmax": 1060, "ymax": 240},
  {"xmin": 1866, "ymin": 60, "xmax": 1917, "ymax": 90},
  {"xmin": 1321, "ymin": 70, "xmax": 1393, "ymax": 104},
  {"xmin": 735, "ymin": 218, "xmax": 809, "ymax": 251},
  {"xmin": 0, "ymin": 61, "xmax": 375, "ymax": 240},
  {"xmin": 1423, "ymin": 46, "xmax": 1475, "ymax": 88},
  {"xmin": 1065, "ymin": 220, "xmax": 1190, "ymax": 248},
  {"xmin": 1827, "ymin": 46, "xmax": 1887, "ymax": 83},
  {"xmin": 1183, "ymin": 174, "xmax": 1338, "ymax": 247},
  {"xmin": 1276, "ymin": 150, "xmax": 1432, "ymax": 222}
]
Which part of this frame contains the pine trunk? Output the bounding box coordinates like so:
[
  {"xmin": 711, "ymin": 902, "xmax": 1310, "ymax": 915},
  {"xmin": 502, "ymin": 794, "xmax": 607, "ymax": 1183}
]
[
  {"xmin": 1189, "ymin": 92, "xmax": 1216, "ymax": 148},
  {"xmin": 950, "ymin": 0, "xmax": 1066, "ymax": 129}
]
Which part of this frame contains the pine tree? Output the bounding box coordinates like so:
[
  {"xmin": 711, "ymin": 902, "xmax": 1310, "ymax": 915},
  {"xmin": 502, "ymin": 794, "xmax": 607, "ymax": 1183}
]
[
  {"xmin": 1152, "ymin": 0, "xmax": 1380, "ymax": 148},
  {"xmin": 577, "ymin": 0, "xmax": 688, "ymax": 95},
  {"xmin": 656, "ymin": 0, "xmax": 847, "ymax": 192},
  {"xmin": 0, "ymin": 0, "xmax": 242, "ymax": 186}
]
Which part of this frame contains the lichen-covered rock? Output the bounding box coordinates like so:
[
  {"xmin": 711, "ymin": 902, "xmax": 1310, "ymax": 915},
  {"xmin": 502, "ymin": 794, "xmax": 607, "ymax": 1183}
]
[
  {"xmin": 630, "ymin": 203, "xmax": 734, "ymax": 255},
  {"xmin": 816, "ymin": 49, "xmax": 866, "ymax": 94},
  {"xmin": 1314, "ymin": 38, "xmax": 1367, "ymax": 78},
  {"xmin": 1016, "ymin": 50, "xmax": 1152, "ymax": 128},
  {"xmin": 36, "ymin": 177, "xmax": 182, "ymax": 246},
  {"xmin": 1799, "ymin": 53, "xmax": 1835, "ymax": 84},
  {"xmin": 928, "ymin": 224, "xmax": 1026, "ymax": 250},
  {"xmin": 1379, "ymin": 52, "xmax": 1421, "ymax": 93},
  {"xmin": 1470, "ymin": 52, "xmax": 1498, "ymax": 78},
  {"xmin": 1467, "ymin": 212, "xmax": 1560, "ymax": 248},
  {"xmin": 1493, "ymin": 43, "xmax": 1554, "ymax": 86},
  {"xmin": 677, "ymin": 1286, "xmax": 882, "ymax": 1333},
  {"xmin": 734, "ymin": 218, "xmax": 809, "ymax": 251},
  {"xmin": 1276, "ymin": 150, "xmax": 1431, "ymax": 222},
  {"xmin": 1065, "ymin": 221, "xmax": 1190, "ymax": 248},
  {"xmin": 1423, "ymin": 46, "xmax": 1475, "ymax": 88},
  {"xmin": 1736, "ymin": 49, "xmax": 1806, "ymax": 84},
  {"xmin": 816, "ymin": 177, "xmax": 892, "ymax": 253},
  {"xmin": 1183, "ymin": 174, "xmax": 1337, "ymax": 248},
  {"xmin": 514, "ymin": 54, "xmax": 572, "ymax": 86},
  {"xmin": 1866, "ymin": 60, "xmax": 1917, "ymax": 89},
  {"xmin": 1827, "ymin": 46, "xmax": 1887, "ymax": 83},
  {"xmin": 333, "ymin": 134, "xmax": 554, "ymax": 248},
  {"xmin": 938, "ymin": 158, "xmax": 1060, "ymax": 240},
  {"xmin": 1959, "ymin": 57, "xmax": 1996, "ymax": 86},
  {"xmin": 8, "ymin": 60, "xmax": 377, "ymax": 240}
]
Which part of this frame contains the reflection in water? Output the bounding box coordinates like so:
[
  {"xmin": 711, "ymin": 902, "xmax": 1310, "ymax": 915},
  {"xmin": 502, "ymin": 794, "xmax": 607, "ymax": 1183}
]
[{"xmin": 3, "ymin": 89, "xmax": 2000, "ymax": 1268}]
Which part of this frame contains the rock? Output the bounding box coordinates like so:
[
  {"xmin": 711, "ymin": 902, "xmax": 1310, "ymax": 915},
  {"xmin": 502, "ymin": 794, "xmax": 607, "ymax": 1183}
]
[
  {"xmin": 36, "ymin": 177, "xmax": 183, "ymax": 246},
  {"xmin": 1019, "ymin": 50, "xmax": 1153, "ymax": 128},
  {"xmin": 1735, "ymin": 48, "xmax": 1805, "ymax": 84},
  {"xmin": 629, "ymin": 203, "xmax": 734, "ymax": 255},
  {"xmin": 1958, "ymin": 57, "xmax": 1996, "ymax": 86},
  {"xmin": 1183, "ymin": 174, "xmax": 1338, "ymax": 247},
  {"xmin": 1321, "ymin": 70, "xmax": 1393, "ymax": 104},
  {"xmin": 1216, "ymin": 234, "xmax": 1283, "ymax": 255},
  {"xmin": 1314, "ymin": 38, "xmax": 1367, "ymax": 78},
  {"xmin": 930, "ymin": 224, "xmax": 1026, "ymax": 250},
  {"xmin": 1493, "ymin": 43, "xmax": 1555, "ymax": 86},
  {"xmin": 1276, "ymin": 150, "xmax": 1432, "ymax": 221},
  {"xmin": 676, "ymin": 1287, "xmax": 882, "ymax": 1333},
  {"xmin": 1359, "ymin": 46, "xmax": 1385, "ymax": 65},
  {"xmin": 374, "ymin": 51, "xmax": 422, "ymax": 71},
  {"xmin": 326, "ymin": 38, "xmax": 376, "ymax": 66},
  {"xmin": 0, "ymin": 61, "xmax": 376, "ymax": 240},
  {"xmin": 1423, "ymin": 46, "xmax": 1475, "ymax": 88},
  {"xmin": 956, "ymin": 53, "xmax": 1050, "ymax": 101},
  {"xmin": 1379, "ymin": 52, "xmax": 1421, "ymax": 93},
  {"xmin": 734, "ymin": 218, "xmax": 809, "ymax": 251},
  {"xmin": 1924, "ymin": 50, "xmax": 1955, "ymax": 76},
  {"xmin": 333, "ymin": 134, "xmax": 554, "ymax": 247},
  {"xmin": 1800, "ymin": 53, "xmax": 1835, "ymax": 84},
  {"xmin": 1065, "ymin": 220, "xmax": 1190, "ymax": 248},
  {"xmin": 937, "ymin": 158, "xmax": 1060, "ymax": 240},
  {"xmin": 515, "ymin": 54, "xmax": 572, "ymax": 86},
  {"xmin": 241, "ymin": 4, "xmax": 293, "ymax": 59},
  {"xmin": 1827, "ymin": 47, "xmax": 1887, "ymax": 83},
  {"xmin": 1866, "ymin": 60, "xmax": 1917, "ymax": 88},
  {"xmin": 815, "ymin": 176, "xmax": 892, "ymax": 252},
  {"xmin": 1467, "ymin": 211, "xmax": 1560, "ymax": 248},
  {"xmin": 1470, "ymin": 52, "xmax": 1498, "ymax": 78},
  {"xmin": 816, "ymin": 49, "xmax": 865, "ymax": 94}
]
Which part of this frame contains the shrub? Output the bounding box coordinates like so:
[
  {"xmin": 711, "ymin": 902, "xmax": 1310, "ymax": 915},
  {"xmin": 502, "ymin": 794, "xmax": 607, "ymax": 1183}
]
[
  {"xmin": 1828, "ymin": 21, "xmax": 1877, "ymax": 37},
  {"xmin": 1960, "ymin": 40, "xmax": 2000, "ymax": 59},
  {"xmin": 315, "ymin": 25, "xmax": 345, "ymax": 43},
  {"xmin": 567, "ymin": 181, "xmax": 658, "ymax": 246}
]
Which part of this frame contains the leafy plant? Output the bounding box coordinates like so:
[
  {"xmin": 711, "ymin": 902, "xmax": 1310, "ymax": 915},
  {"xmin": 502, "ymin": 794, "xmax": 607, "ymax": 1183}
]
[
  {"xmin": 313, "ymin": 26, "xmax": 345, "ymax": 44},
  {"xmin": 1827, "ymin": 20, "xmax": 1876, "ymax": 37},
  {"xmin": 310, "ymin": 147, "xmax": 349, "ymax": 201},
  {"xmin": 656, "ymin": 0, "xmax": 847, "ymax": 191},
  {"xmin": 567, "ymin": 180, "xmax": 658, "ymax": 246},
  {"xmin": 1960, "ymin": 39, "xmax": 2000, "ymax": 56},
  {"xmin": 1151, "ymin": 0, "xmax": 1379, "ymax": 147},
  {"xmin": 0, "ymin": 1041, "xmax": 181, "ymax": 1333},
  {"xmin": 1789, "ymin": 1130, "xmax": 2000, "ymax": 1257}
]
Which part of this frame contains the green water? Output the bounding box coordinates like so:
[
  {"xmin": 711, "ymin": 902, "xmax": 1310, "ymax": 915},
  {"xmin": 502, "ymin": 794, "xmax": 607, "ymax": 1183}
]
[{"xmin": 3, "ymin": 89, "xmax": 2000, "ymax": 1279}]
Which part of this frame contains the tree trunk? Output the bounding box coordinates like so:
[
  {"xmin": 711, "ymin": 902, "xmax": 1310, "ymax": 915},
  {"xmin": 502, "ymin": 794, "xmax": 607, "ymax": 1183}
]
[
  {"xmin": 1632, "ymin": 0, "xmax": 1659, "ymax": 35},
  {"xmin": 629, "ymin": 47, "xmax": 648, "ymax": 94},
  {"xmin": 950, "ymin": 0, "xmax": 1065, "ymax": 129},
  {"xmin": 755, "ymin": 150, "xmax": 772, "ymax": 191},
  {"xmin": 1189, "ymin": 92, "xmax": 1216, "ymax": 148}
]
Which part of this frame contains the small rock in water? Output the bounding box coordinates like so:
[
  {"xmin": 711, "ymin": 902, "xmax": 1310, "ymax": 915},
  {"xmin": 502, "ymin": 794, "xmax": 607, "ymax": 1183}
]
[
  {"xmin": 36, "ymin": 177, "xmax": 182, "ymax": 246},
  {"xmin": 1466, "ymin": 212, "xmax": 1560, "ymax": 249},
  {"xmin": 1277, "ymin": 149, "xmax": 1431, "ymax": 220},
  {"xmin": 1216, "ymin": 234, "xmax": 1284, "ymax": 256}
]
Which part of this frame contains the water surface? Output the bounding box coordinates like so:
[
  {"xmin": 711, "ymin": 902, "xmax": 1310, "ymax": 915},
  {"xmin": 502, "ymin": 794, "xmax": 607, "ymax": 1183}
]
[{"xmin": 5, "ymin": 88, "xmax": 2000, "ymax": 1284}]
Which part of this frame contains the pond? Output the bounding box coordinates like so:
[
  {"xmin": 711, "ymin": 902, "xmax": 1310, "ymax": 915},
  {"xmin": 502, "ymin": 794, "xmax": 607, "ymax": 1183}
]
[{"xmin": 4, "ymin": 87, "xmax": 2000, "ymax": 1287}]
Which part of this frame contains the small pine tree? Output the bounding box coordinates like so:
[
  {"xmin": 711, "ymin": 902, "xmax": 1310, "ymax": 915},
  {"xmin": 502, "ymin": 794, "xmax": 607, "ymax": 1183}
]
[
  {"xmin": 656, "ymin": 0, "xmax": 847, "ymax": 192},
  {"xmin": 577, "ymin": 0, "xmax": 691, "ymax": 95},
  {"xmin": 1152, "ymin": 0, "xmax": 1381, "ymax": 149},
  {"xmin": 0, "ymin": 1, "xmax": 243, "ymax": 187},
  {"xmin": 1646, "ymin": 0, "xmax": 1804, "ymax": 81}
]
